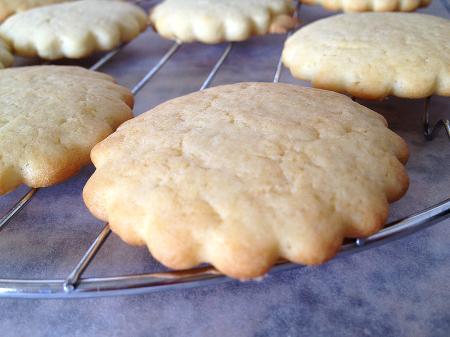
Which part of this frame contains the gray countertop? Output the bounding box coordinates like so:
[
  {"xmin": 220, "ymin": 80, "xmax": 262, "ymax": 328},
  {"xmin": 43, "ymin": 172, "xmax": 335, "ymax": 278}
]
[{"xmin": 0, "ymin": 1, "xmax": 449, "ymax": 336}]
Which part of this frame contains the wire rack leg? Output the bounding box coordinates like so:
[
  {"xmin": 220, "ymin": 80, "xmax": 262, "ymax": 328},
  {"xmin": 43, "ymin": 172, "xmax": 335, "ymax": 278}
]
[
  {"xmin": 200, "ymin": 43, "xmax": 233, "ymax": 90},
  {"xmin": 0, "ymin": 188, "xmax": 37, "ymax": 231},
  {"xmin": 131, "ymin": 42, "xmax": 181, "ymax": 95},
  {"xmin": 63, "ymin": 224, "xmax": 111, "ymax": 292},
  {"xmin": 273, "ymin": 36, "xmax": 289, "ymax": 84},
  {"xmin": 423, "ymin": 96, "xmax": 450, "ymax": 141},
  {"xmin": 90, "ymin": 45, "xmax": 126, "ymax": 71},
  {"xmin": 273, "ymin": 2, "xmax": 301, "ymax": 83}
]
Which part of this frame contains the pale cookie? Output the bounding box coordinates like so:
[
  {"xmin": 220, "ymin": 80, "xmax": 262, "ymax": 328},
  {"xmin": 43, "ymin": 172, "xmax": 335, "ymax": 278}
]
[
  {"xmin": 0, "ymin": 0, "xmax": 147, "ymax": 60},
  {"xmin": 0, "ymin": 0, "xmax": 66, "ymax": 21},
  {"xmin": 300, "ymin": 0, "xmax": 431, "ymax": 12},
  {"xmin": 0, "ymin": 38, "xmax": 13, "ymax": 68},
  {"xmin": 0, "ymin": 66, "xmax": 133, "ymax": 195},
  {"xmin": 83, "ymin": 82, "xmax": 409, "ymax": 280},
  {"xmin": 282, "ymin": 13, "xmax": 450, "ymax": 99},
  {"xmin": 149, "ymin": 0, "xmax": 297, "ymax": 44}
]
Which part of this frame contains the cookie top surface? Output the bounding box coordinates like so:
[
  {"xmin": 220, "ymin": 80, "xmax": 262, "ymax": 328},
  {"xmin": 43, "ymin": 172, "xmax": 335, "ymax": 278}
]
[
  {"xmin": 0, "ymin": 0, "xmax": 147, "ymax": 60},
  {"xmin": 149, "ymin": 0, "xmax": 296, "ymax": 44},
  {"xmin": 0, "ymin": 0, "xmax": 66, "ymax": 21},
  {"xmin": 282, "ymin": 13, "xmax": 450, "ymax": 99},
  {"xmin": 0, "ymin": 66, "xmax": 133, "ymax": 195},
  {"xmin": 0, "ymin": 38, "xmax": 13, "ymax": 68},
  {"xmin": 83, "ymin": 82, "xmax": 409, "ymax": 279},
  {"xmin": 300, "ymin": 0, "xmax": 431, "ymax": 12}
]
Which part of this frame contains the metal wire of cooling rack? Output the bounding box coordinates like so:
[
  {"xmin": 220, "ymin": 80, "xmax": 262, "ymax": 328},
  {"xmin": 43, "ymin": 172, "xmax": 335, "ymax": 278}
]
[{"xmin": 0, "ymin": 1, "xmax": 449, "ymax": 299}]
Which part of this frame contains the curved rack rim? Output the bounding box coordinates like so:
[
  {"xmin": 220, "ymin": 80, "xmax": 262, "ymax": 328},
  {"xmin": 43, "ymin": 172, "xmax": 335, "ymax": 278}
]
[{"xmin": 0, "ymin": 198, "xmax": 448, "ymax": 299}]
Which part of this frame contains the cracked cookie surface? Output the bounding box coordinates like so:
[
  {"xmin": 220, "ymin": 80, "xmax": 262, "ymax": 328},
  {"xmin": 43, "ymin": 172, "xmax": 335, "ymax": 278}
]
[
  {"xmin": 83, "ymin": 82, "xmax": 409, "ymax": 279},
  {"xmin": 0, "ymin": 66, "xmax": 133, "ymax": 195},
  {"xmin": 282, "ymin": 13, "xmax": 450, "ymax": 99},
  {"xmin": 149, "ymin": 0, "xmax": 297, "ymax": 44},
  {"xmin": 300, "ymin": 0, "xmax": 431, "ymax": 12},
  {"xmin": 0, "ymin": 0, "xmax": 66, "ymax": 21},
  {"xmin": 0, "ymin": 38, "xmax": 13, "ymax": 68},
  {"xmin": 0, "ymin": 0, "xmax": 147, "ymax": 60}
]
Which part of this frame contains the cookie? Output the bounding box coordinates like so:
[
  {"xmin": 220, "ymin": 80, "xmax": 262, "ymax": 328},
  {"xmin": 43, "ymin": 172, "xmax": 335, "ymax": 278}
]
[
  {"xmin": 83, "ymin": 82, "xmax": 409, "ymax": 280},
  {"xmin": 0, "ymin": 66, "xmax": 133, "ymax": 195},
  {"xmin": 0, "ymin": 0, "xmax": 147, "ymax": 60},
  {"xmin": 300, "ymin": 0, "xmax": 431, "ymax": 12},
  {"xmin": 282, "ymin": 13, "xmax": 450, "ymax": 99},
  {"xmin": 0, "ymin": 38, "xmax": 13, "ymax": 68},
  {"xmin": 149, "ymin": 0, "xmax": 297, "ymax": 44},
  {"xmin": 0, "ymin": 0, "xmax": 66, "ymax": 21}
]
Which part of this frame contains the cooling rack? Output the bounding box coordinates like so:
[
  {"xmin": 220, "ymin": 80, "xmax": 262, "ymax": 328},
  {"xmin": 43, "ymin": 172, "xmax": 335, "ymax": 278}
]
[{"xmin": 0, "ymin": 1, "xmax": 449, "ymax": 299}]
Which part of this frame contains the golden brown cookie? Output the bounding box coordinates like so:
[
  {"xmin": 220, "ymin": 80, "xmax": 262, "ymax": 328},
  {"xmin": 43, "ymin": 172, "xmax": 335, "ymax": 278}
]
[
  {"xmin": 0, "ymin": 0, "xmax": 147, "ymax": 60},
  {"xmin": 0, "ymin": 66, "xmax": 133, "ymax": 195},
  {"xmin": 0, "ymin": 0, "xmax": 66, "ymax": 21},
  {"xmin": 150, "ymin": 0, "xmax": 297, "ymax": 44},
  {"xmin": 300, "ymin": 0, "xmax": 431, "ymax": 12},
  {"xmin": 282, "ymin": 13, "xmax": 450, "ymax": 99},
  {"xmin": 83, "ymin": 82, "xmax": 409, "ymax": 279}
]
